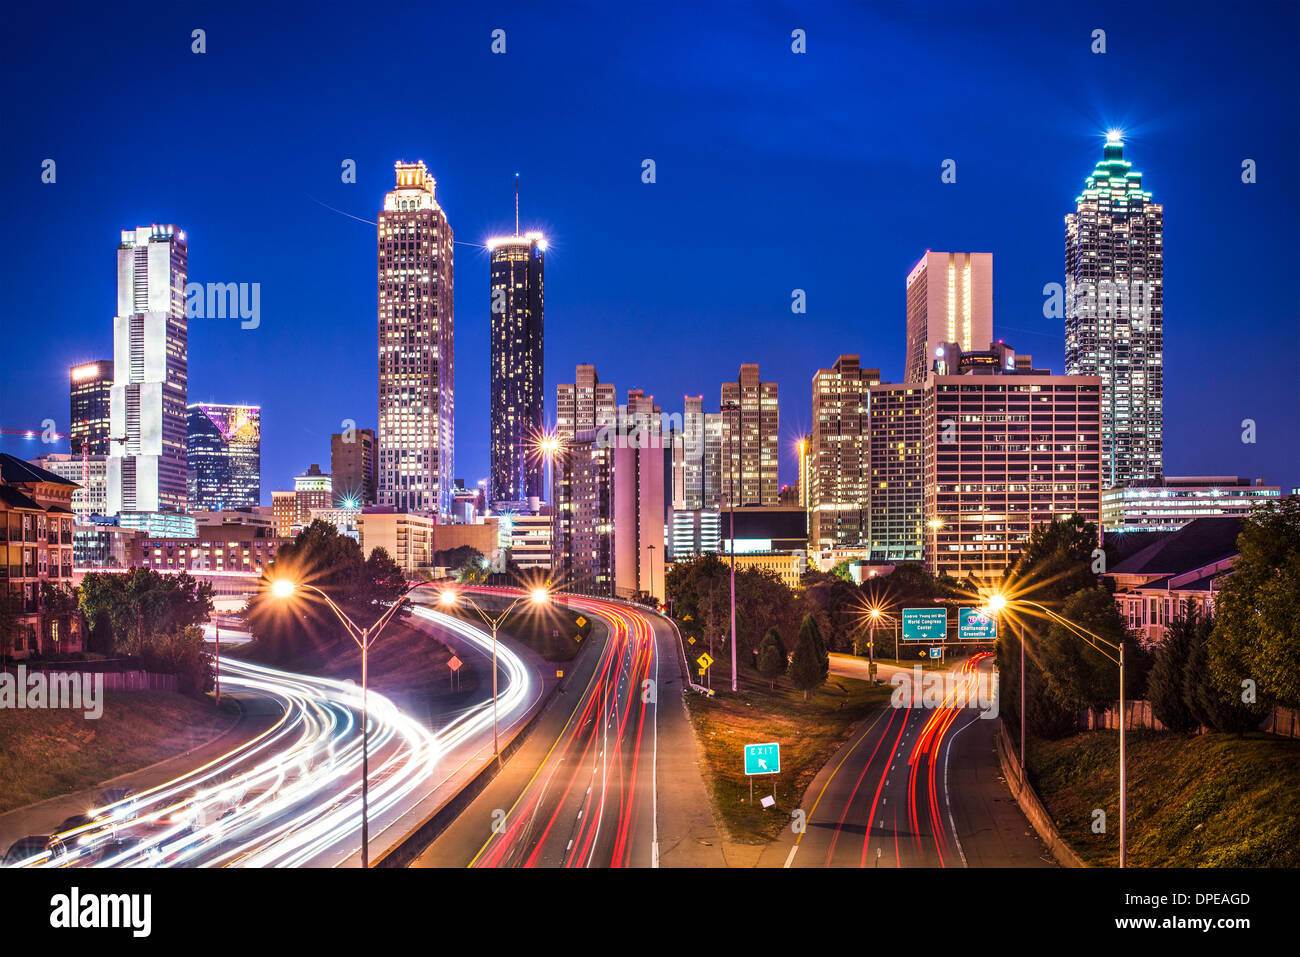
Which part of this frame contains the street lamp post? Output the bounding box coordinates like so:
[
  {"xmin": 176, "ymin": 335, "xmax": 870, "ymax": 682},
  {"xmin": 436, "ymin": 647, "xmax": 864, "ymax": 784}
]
[
  {"xmin": 646, "ymin": 543, "xmax": 657, "ymax": 604},
  {"xmin": 985, "ymin": 591, "xmax": 1127, "ymax": 867},
  {"xmin": 270, "ymin": 578, "xmax": 416, "ymax": 868},
  {"xmin": 723, "ymin": 400, "xmax": 739, "ymax": 692},
  {"xmin": 439, "ymin": 586, "xmax": 550, "ymax": 767}
]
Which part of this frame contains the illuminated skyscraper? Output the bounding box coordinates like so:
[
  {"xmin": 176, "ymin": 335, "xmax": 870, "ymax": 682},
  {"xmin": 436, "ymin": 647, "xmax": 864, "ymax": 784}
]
[
  {"xmin": 69, "ymin": 360, "xmax": 113, "ymax": 456},
  {"xmin": 186, "ymin": 403, "xmax": 261, "ymax": 511},
  {"xmin": 107, "ymin": 225, "xmax": 188, "ymax": 515},
  {"xmin": 377, "ymin": 161, "xmax": 454, "ymax": 517},
  {"xmin": 904, "ymin": 251, "xmax": 993, "ymax": 384},
  {"xmin": 488, "ymin": 215, "xmax": 545, "ymax": 506},
  {"xmin": 809, "ymin": 356, "xmax": 879, "ymax": 548},
  {"xmin": 1065, "ymin": 132, "xmax": 1164, "ymax": 488},
  {"xmin": 720, "ymin": 363, "xmax": 779, "ymax": 507},
  {"xmin": 556, "ymin": 364, "xmax": 616, "ymax": 440}
]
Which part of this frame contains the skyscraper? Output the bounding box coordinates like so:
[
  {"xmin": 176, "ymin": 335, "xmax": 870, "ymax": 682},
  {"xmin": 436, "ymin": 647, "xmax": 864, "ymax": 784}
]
[
  {"xmin": 720, "ymin": 363, "xmax": 779, "ymax": 507},
  {"xmin": 809, "ymin": 355, "xmax": 879, "ymax": 548},
  {"xmin": 555, "ymin": 364, "xmax": 616, "ymax": 440},
  {"xmin": 1065, "ymin": 132, "xmax": 1164, "ymax": 489},
  {"xmin": 331, "ymin": 428, "xmax": 377, "ymax": 506},
  {"xmin": 681, "ymin": 395, "xmax": 705, "ymax": 510},
  {"xmin": 69, "ymin": 360, "xmax": 113, "ymax": 456},
  {"xmin": 488, "ymin": 220, "xmax": 545, "ymax": 506},
  {"xmin": 867, "ymin": 382, "xmax": 924, "ymax": 562},
  {"xmin": 904, "ymin": 251, "xmax": 993, "ymax": 384},
  {"xmin": 107, "ymin": 225, "xmax": 188, "ymax": 515},
  {"xmin": 377, "ymin": 161, "xmax": 454, "ymax": 517},
  {"xmin": 186, "ymin": 403, "xmax": 261, "ymax": 511}
]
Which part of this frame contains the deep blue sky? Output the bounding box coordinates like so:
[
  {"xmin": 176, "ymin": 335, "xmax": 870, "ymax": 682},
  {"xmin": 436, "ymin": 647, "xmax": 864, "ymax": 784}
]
[{"xmin": 3, "ymin": 0, "xmax": 1297, "ymax": 499}]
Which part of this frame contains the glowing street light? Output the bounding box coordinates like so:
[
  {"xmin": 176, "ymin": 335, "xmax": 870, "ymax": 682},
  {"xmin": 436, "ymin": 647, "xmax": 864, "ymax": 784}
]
[
  {"xmin": 981, "ymin": 587, "xmax": 1129, "ymax": 867},
  {"xmin": 268, "ymin": 576, "xmax": 420, "ymax": 867},
  {"xmin": 437, "ymin": 585, "xmax": 551, "ymax": 766}
]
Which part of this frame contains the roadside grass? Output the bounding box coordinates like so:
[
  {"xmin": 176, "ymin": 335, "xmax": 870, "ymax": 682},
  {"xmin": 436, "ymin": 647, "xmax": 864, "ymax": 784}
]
[
  {"xmin": 683, "ymin": 674, "xmax": 893, "ymax": 844},
  {"xmin": 0, "ymin": 691, "xmax": 234, "ymax": 813},
  {"xmin": 1029, "ymin": 730, "xmax": 1300, "ymax": 867}
]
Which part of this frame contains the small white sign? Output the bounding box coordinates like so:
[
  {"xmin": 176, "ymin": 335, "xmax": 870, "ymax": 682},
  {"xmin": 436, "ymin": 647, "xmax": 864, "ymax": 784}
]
[{"xmin": 760, "ymin": 795, "xmax": 776, "ymax": 809}]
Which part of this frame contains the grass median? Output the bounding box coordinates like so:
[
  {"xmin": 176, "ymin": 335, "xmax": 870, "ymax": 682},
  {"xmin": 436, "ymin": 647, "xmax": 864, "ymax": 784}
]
[{"xmin": 683, "ymin": 674, "xmax": 893, "ymax": 844}]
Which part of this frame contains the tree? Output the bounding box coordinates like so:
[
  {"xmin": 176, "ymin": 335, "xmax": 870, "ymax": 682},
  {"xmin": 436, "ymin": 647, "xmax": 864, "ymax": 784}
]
[
  {"xmin": 1003, "ymin": 513, "xmax": 1100, "ymax": 602},
  {"xmin": 78, "ymin": 568, "xmax": 213, "ymax": 656},
  {"xmin": 1185, "ymin": 610, "xmax": 1269, "ymax": 734},
  {"xmin": 0, "ymin": 587, "xmax": 20, "ymax": 665},
  {"xmin": 800, "ymin": 572, "xmax": 861, "ymax": 653},
  {"xmin": 1148, "ymin": 611, "xmax": 1201, "ymax": 732},
  {"xmin": 38, "ymin": 581, "xmax": 79, "ymax": 656},
  {"xmin": 142, "ymin": 624, "xmax": 213, "ymax": 693},
  {"xmin": 755, "ymin": 627, "xmax": 787, "ymax": 690},
  {"xmin": 1207, "ymin": 499, "xmax": 1300, "ymax": 709},
  {"xmin": 789, "ymin": 614, "xmax": 829, "ymax": 701},
  {"xmin": 1038, "ymin": 586, "xmax": 1135, "ymax": 713}
]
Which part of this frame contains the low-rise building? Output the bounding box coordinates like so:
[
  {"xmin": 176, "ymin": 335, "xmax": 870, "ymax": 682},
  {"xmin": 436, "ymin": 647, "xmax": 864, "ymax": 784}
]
[{"xmin": 1101, "ymin": 476, "xmax": 1280, "ymax": 531}]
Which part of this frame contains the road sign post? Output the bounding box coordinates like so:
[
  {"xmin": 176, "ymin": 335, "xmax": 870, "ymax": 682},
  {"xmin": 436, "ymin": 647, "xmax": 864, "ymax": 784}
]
[{"xmin": 743, "ymin": 742, "xmax": 780, "ymax": 804}]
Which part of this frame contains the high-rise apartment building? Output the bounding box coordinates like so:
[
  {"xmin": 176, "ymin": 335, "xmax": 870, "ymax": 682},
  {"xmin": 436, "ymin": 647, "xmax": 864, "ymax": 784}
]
[
  {"xmin": 809, "ymin": 356, "xmax": 880, "ymax": 548},
  {"xmin": 720, "ymin": 363, "xmax": 779, "ymax": 507},
  {"xmin": 377, "ymin": 161, "xmax": 454, "ymax": 516},
  {"xmin": 555, "ymin": 364, "xmax": 616, "ymax": 440},
  {"xmin": 271, "ymin": 490, "xmax": 297, "ymax": 538},
  {"xmin": 681, "ymin": 395, "xmax": 706, "ymax": 510},
  {"xmin": 867, "ymin": 382, "xmax": 924, "ymax": 563},
  {"xmin": 69, "ymin": 360, "xmax": 114, "ymax": 456},
  {"xmin": 1065, "ymin": 132, "xmax": 1164, "ymax": 489},
  {"xmin": 488, "ymin": 226, "xmax": 545, "ymax": 505},
  {"xmin": 331, "ymin": 428, "xmax": 377, "ymax": 506},
  {"xmin": 904, "ymin": 251, "xmax": 993, "ymax": 385},
  {"xmin": 922, "ymin": 342, "xmax": 1102, "ymax": 581},
  {"xmin": 107, "ymin": 225, "xmax": 188, "ymax": 515},
  {"xmin": 186, "ymin": 403, "xmax": 261, "ymax": 511}
]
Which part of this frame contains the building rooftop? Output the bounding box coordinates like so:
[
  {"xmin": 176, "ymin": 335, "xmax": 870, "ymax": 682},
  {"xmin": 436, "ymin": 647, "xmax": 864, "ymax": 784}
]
[{"xmin": 1109, "ymin": 516, "xmax": 1243, "ymax": 577}]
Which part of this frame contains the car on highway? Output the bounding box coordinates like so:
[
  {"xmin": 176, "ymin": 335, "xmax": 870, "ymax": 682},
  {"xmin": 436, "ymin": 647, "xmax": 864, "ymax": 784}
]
[{"xmin": 2, "ymin": 835, "xmax": 52, "ymax": 866}]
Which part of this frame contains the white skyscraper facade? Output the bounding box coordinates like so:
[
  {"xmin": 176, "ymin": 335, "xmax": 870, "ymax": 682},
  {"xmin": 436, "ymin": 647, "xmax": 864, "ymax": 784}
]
[
  {"xmin": 904, "ymin": 251, "xmax": 993, "ymax": 385},
  {"xmin": 107, "ymin": 225, "xmax": 189, "ymax": 515},
  {"xmin": 1065, "ymin": 132, "xmax": 1164, "ymax": 489},
  {"xmin": 377, "ymin": 161, "xmax": 455, "ymax": 517}
]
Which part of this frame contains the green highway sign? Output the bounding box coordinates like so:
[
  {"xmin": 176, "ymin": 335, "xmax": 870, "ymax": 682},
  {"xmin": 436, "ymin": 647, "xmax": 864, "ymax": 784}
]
[
  {"xmin": 902, "ymin": 607, "xmax": 948, "ymax": 642},
  {"xmin": 929, "ymin": 647, "xmax": 942, "ymax": 659},
  {"xmin": 743, "ymin": 742, "xmax": 781, "ymax": 776},
  {"xmin": 958, "ymin": 607, "xmax": 997, "ymax": 642}
]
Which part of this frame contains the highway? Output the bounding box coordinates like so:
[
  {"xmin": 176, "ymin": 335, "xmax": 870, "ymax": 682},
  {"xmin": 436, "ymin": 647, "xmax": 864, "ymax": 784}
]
[
  {"xmin": 770, "ymin": 653, "xmax": 1055, "ymax": 868},
  {"xmin": 8, "ymin": 607, "xmax": 541, "ymax": 869},
  {"xmin": 413, "ymin": 588, "xmax": 725, "ymax": 868}
]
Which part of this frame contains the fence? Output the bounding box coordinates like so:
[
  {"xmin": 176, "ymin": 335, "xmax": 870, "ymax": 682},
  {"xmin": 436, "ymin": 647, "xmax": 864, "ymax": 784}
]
[
  {"xmin": 1077, "ymin": 700, "xmax": 1298, "ymax": 738},
  {"xmin": 1, "ymin": 666, "xmax": 177, "ymax": 692}
]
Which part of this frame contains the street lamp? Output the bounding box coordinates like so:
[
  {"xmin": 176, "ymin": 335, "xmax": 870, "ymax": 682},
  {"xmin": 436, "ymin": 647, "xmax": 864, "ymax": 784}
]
[
  {"xmin": 439, "ymin": 585, "xmax": 550, "ymax": 767},
  {"xmin": 982, "ymin": 589, "xmax": 1129, "ymax": 868},
  {"xmin": 269, "ymin": 577, "xmax": 414, "ymax": 868},
  {"xmin": 722, "ymin": 399, "xmax": 740, "ymax": 692}
]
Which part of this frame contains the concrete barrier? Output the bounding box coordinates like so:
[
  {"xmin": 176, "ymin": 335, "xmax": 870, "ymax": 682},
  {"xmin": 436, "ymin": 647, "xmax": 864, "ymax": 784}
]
[{"xmin": 996, "ymin": 720, "xmax": 1087, "ymax": 868}]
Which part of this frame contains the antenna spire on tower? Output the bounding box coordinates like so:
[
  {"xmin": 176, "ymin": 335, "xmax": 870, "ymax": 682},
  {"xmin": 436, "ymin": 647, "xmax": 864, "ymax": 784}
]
[{"xmin": 514, "ymin": 172, "xmax": 520, "ymax": 235}]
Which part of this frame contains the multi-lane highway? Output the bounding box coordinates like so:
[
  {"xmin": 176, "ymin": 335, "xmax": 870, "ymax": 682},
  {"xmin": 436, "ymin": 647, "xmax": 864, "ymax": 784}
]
[
  {"xmin": 413, "ymin": 588, "xmax": 725, "ymax": 868},
  {"xmin": 771, "ymin": 653, "xmax": 1054, "ymax": 868},
  {"xmin": 8, "ymin": 607, "xmax": 540, "ymax": 869}
]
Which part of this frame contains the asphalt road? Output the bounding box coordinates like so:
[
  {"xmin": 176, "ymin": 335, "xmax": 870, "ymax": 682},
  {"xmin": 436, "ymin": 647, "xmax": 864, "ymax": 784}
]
[
  {"xmin": 762, "ymin": 653, "xmax": 1055, "ymax": 868},
  {"xmin": 412, "ymin": 590, "xmax": 725, "ymax": 868}
]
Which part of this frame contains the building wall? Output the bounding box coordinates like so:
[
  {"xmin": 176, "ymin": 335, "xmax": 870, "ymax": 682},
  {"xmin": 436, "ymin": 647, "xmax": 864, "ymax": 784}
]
[
  {"xmin": 489, "ymin": 234, "xmax": 545, "ymax": 504},
  {"xmin": 358, "ymin": 509, "xmax": 436, "ymax": 573},
  {"xmin": 904, "ymin": 251, "xmax": 993, "ymax": 385},
  {"xmin": 868, "ymin": 382, "xmax": 924, "ymax": 562},
  {"xmin": 810, "ymin": 356, "xmax": 878, "ymax": 548},
  {"xmin": 330, "ymin": 428, "xmax": 377, "ymax": 505},
  {"xmin": 923, "ymin": 373, "xmax": 1103, "ymax": 581},
  {"xmin": 720, "ymin": 363, "xmax": 779, "ymax": 507}
]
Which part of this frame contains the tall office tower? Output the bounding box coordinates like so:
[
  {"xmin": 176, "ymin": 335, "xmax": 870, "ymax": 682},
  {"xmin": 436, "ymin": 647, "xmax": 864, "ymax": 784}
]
[
  {"xmin": 186, "ymin": 403, "xmax": 261, "ymax": 511},
  {"xmin": 488, "ymin": 221, "xmax": 546, "ymax": 505},
  {"xmin": 922, "ymin": 341, "xmax": 1102, "ymax": 582},
  {"xmin": 796, "ymin": 434, "xmax": 810, "ymax": 508},
  {"xmin": 720, "ymin": 363, "xmax": 779, "ymax": 507},
  {"xmin": 107, "ymin": 225, "xmax": 189, "ymax": 515},
  {"xmin": 555, "ymin": 364, "xmax": 616, "ymax": 440},
  {"xmin": 377, "ymin": 161, "xmax": 455, "ymax": 517},
  {"xmin": 677, "ymin": 395, "xmax": 705, "ymax": 510},
  {"xmin": 331, "ymin": 428, "xmax": 377, "ymax": 506},
  {"xmin": 903, "ymin": 251, "xmax": 993, "ymax": 384},
  {"xmin": 867, "ymin": 382, "xmax": 924, "ymax": 562},
  {"xmin": 294, "ymin": 463, "xmax": 332, "ymax": 524},
  {"xmin": 621, "ymin": 389, "xmax": 661, "ymax": 445},
  {"xmin": 551, "ymin": 428, "xmax": 664, "ymax": 599},
  {"xmin": 702, "ymin": 412, "xmax": 724, "ymax": 507},
  {"xmin": 271, "ymin": 490, "xmax": 297, "ymax": 538},
  {"xmin": 69, "ymin": 361, "xmax": 114, "ymax": 455},
  {"xmin": 1065, "ymin": 132, "xmax": 1164, "ymax": 489},
  {"xmin": 809, "ymin": 356, "xmax": 880, "ymax": 548}
]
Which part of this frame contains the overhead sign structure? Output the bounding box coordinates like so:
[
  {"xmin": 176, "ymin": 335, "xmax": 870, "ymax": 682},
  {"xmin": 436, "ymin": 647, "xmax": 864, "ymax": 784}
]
[
  {"xmin": 902, "ymin": 608, "xmax": 948, "ymax": 643},
  {"xmin": 744, "ymin": 742, "xmax": 781, "ymax": 776},
  {"xmin": 958, "ymin": 607, "xmax": 998, "ymax": 642}
]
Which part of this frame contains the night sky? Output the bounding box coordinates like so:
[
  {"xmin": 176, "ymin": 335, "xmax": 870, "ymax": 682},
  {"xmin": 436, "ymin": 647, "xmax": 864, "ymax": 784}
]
[{"xmin": 3, "ymin": 0, "xmax": 1297, "ymax": 499}]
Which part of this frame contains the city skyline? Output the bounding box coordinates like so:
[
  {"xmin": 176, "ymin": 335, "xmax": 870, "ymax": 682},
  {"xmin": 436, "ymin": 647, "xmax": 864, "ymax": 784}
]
[{"xmin": 3, "ymin": 4, "xmax": 1297, "ymax": 499}]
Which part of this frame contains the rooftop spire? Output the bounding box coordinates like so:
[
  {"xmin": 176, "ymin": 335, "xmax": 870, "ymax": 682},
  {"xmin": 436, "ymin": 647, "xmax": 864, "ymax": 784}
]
[{"xmin": 514, "ymin": 172, "xmax": 520, "ymax": 236}]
